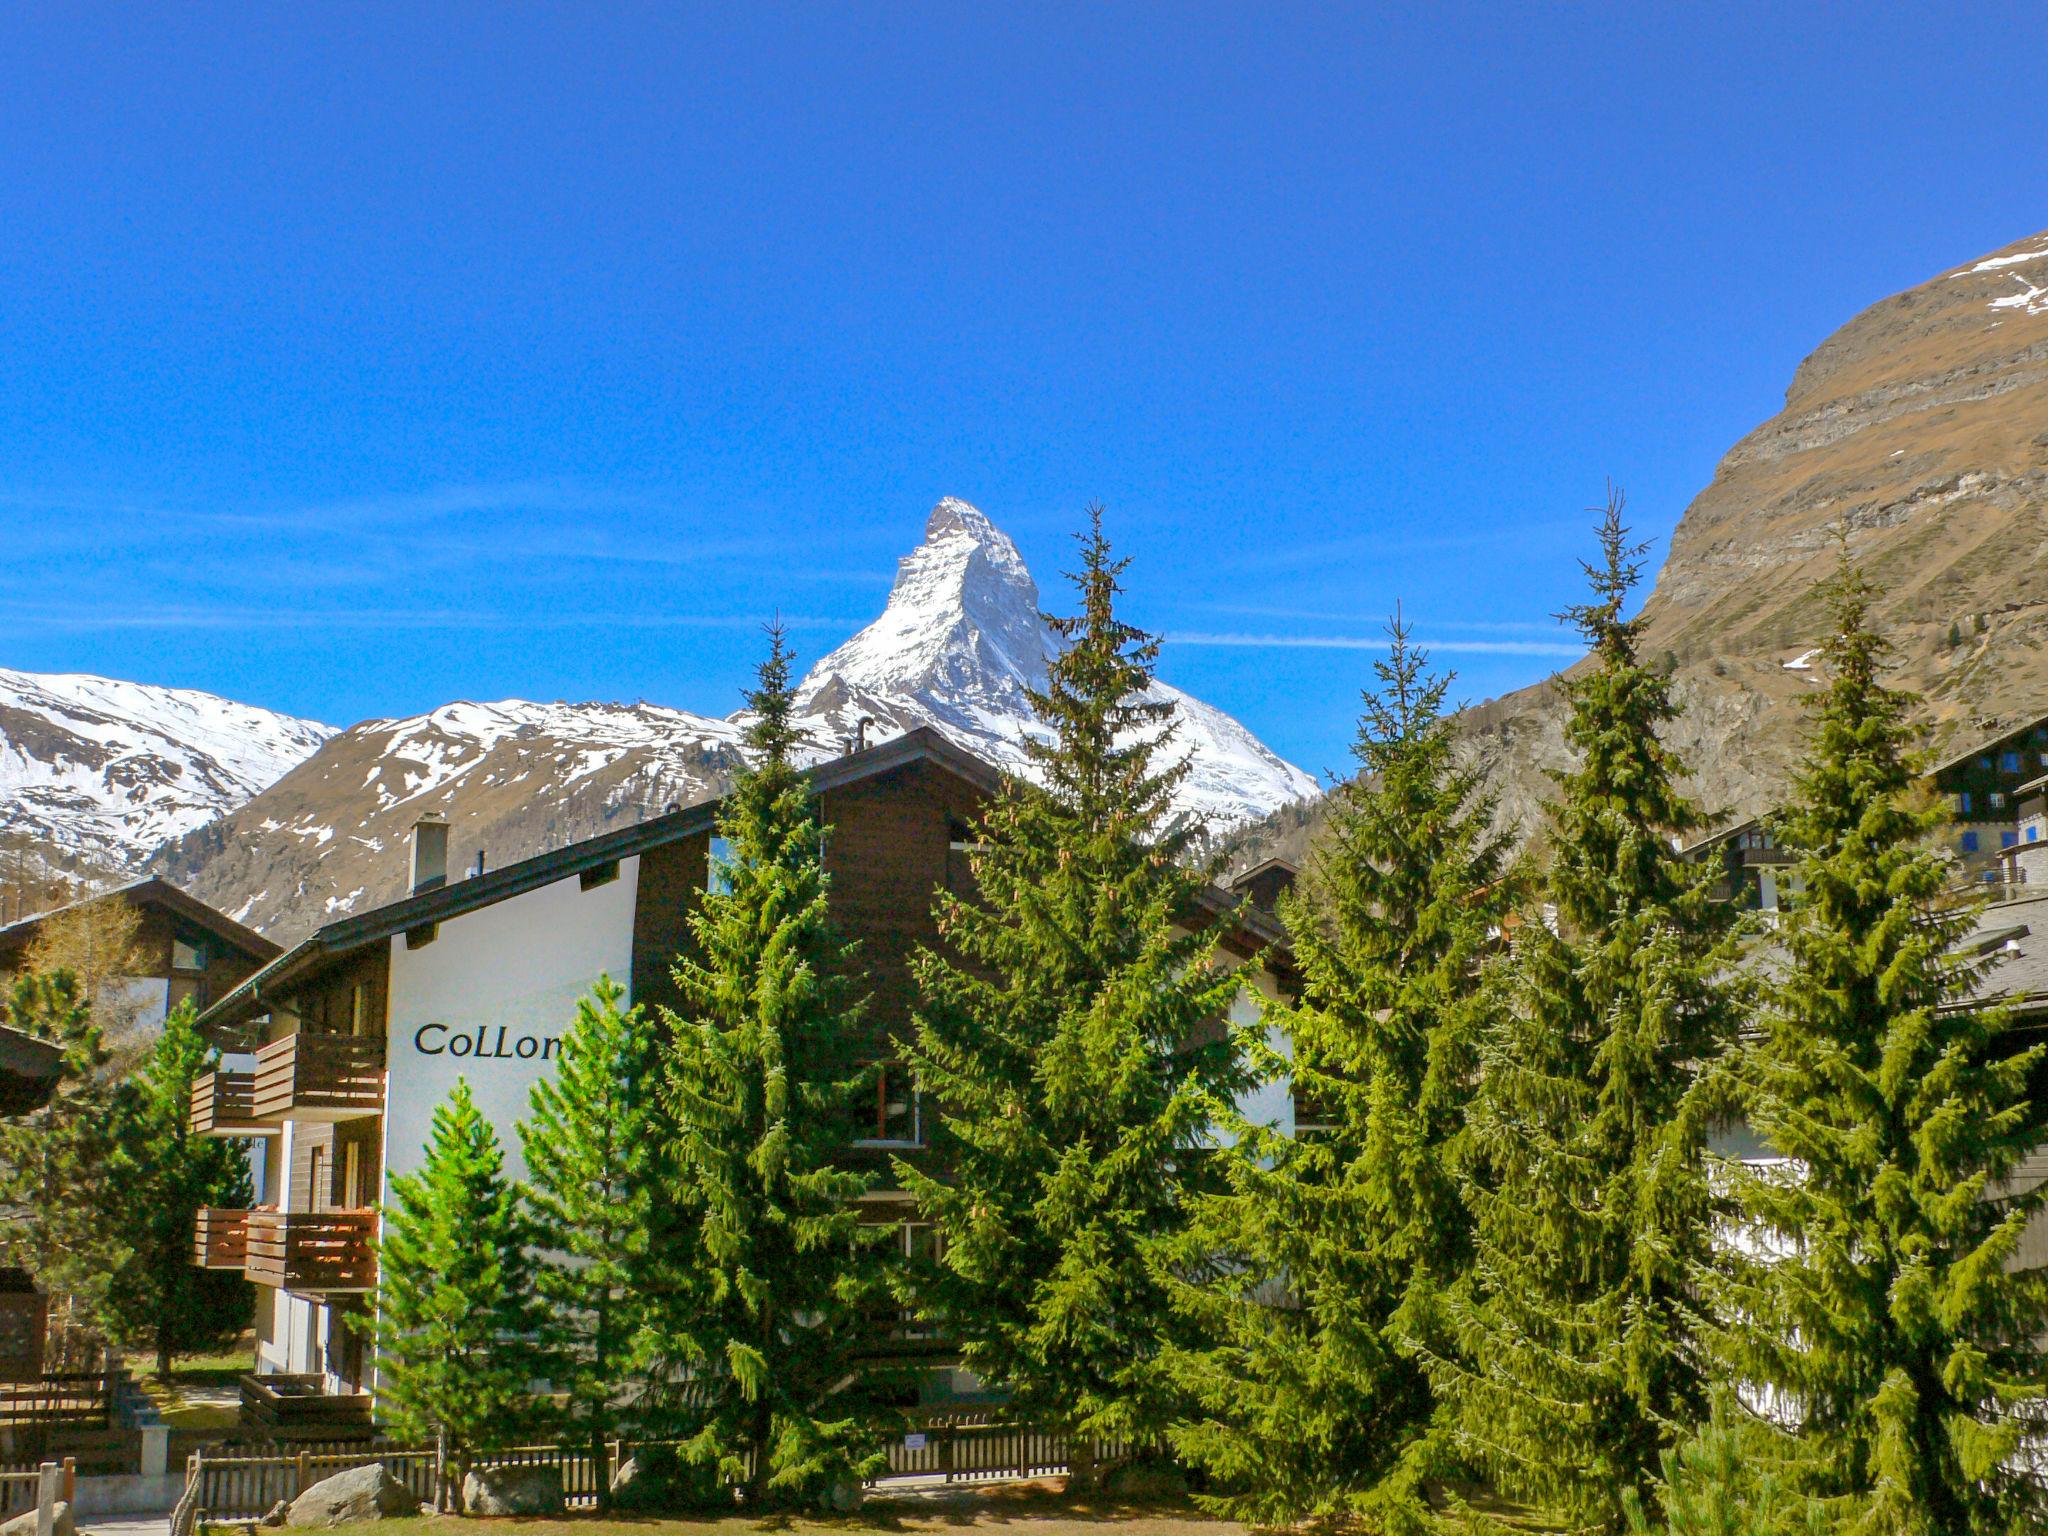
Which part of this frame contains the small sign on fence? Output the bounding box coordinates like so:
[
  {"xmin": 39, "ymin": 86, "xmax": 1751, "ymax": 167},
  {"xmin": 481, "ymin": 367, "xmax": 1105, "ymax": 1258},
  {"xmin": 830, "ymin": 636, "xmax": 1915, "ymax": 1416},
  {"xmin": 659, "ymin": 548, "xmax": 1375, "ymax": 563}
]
[{"xmin": 903, "ymin": 1433, "xmax": 927, "ymax": 1451}]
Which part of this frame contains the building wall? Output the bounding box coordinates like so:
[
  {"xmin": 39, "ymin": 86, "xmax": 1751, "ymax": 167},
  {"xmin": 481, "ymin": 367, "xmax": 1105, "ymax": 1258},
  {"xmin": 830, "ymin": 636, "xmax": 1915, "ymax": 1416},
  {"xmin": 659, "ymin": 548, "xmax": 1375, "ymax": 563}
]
[{"xmin": 380, "ymin": 854, "xmax": 642, "ymax": 1190}]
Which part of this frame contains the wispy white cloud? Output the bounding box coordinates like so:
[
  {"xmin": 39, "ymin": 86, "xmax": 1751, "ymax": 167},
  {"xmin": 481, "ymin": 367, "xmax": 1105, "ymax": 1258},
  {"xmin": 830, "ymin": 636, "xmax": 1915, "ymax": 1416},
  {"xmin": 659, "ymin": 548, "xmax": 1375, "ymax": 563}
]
[
  {"xmin": 1188, "ymin": 602, "xmax": 1560, "ymax": 634},
  {"xmin": 0, "ymin": 602, "xmax": 853, "ymax": 635},
  {"xmin": 1167, "ymin": 630, "xmax": 1584, "ymax": 657}
]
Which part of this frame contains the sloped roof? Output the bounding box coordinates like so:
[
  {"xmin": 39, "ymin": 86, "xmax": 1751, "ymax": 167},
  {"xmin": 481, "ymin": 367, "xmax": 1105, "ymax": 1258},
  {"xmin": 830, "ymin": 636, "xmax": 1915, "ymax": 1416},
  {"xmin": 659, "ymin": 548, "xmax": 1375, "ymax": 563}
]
[{"xmin": 0, "ymin": 877, "xmax": 280, "ymax": 966}]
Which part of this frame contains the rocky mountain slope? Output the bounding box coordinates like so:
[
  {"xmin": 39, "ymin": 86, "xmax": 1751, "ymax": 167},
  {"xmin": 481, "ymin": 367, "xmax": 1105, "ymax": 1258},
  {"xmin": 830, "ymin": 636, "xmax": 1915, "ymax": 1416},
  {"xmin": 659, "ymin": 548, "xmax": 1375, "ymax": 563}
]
[
  {"xmin": 158, "ymin": 498, "xmax": 1314, "ymax": 938},
  {"xmin": 0, "ymin": 667, "xmax": 331, "ymax": 883},
  {"xmin": 1234, "ymin": 226, "xmax": 2048, "ymax": 874}
]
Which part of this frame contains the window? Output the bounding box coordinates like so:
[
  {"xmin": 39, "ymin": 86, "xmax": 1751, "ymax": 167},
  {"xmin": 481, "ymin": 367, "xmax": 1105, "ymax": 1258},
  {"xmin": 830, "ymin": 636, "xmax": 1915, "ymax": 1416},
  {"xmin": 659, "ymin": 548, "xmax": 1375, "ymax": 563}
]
[
  {"xmin": 172, "ymin": 937, "xmax": 205, "ymax": 972},
  {"xmin": 2003, "ymin": 831, "xmax": 2019, "ymax": 849},
  {"xmin": 308, "ymin": 1147, "xmax": 327, "ymax": 1213},
  {"xmin": 1961, "ymin": 831, "xmax": 1980, "ymax": 854},
  {"xmin": 2002, "ymin": 752, "xmax": 2023, "ymax": 773},
  {"xmin": 1958, "ymin": 792, "xmax": 1974, "ymax": 815},
  {"xmin": 707, "ymin": 836, "xmax": 734, "ymax": 896},
  {"xmin": 859, "ymin": 1063, "xmax": 921, "ymax": 1145},
  {"xmin": 1991, "ymin": 792, "xmax": 2007, "ymax": 810},
  {"xmin": 1980, "ymin": 756, "xmax": 1994, "ymax": 771},
  {"xmin": 2030, "ymin": 826, "xmax": 2041, "ymax": 843}
]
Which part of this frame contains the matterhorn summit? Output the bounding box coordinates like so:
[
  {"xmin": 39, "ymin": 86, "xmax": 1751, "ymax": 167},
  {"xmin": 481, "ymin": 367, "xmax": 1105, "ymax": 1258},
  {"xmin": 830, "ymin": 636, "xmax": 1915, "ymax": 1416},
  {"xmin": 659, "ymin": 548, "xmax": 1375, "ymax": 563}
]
[{"xmin": 794, "ymin": 497, "xmax": 1317, "ymax": 829}]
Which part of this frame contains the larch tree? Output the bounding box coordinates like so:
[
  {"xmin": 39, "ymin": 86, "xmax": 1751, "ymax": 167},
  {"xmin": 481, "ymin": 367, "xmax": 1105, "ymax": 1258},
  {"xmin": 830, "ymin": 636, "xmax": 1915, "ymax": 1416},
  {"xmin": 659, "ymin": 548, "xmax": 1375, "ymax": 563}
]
[
  {"xmin": 1160, "ymin": 615, "xmax": 1513, "ymax": 1530},
  {"xmin": 521, "ymin": 975, "xmax": 686, "ymax": 1497},
  {"xmin": 900, "ymin": 507, "xmax": 1247, "ymax": 1474},
  {"xmin": 656, "ymin": 624, "xmax": 887, "ymax": 1510},
  {"xmin": 107, "ymin": 1000, "xmax": 254, "ymax": 1375},
  {"xmin": 1432, "ymin": 492, "xmax": 1736, "ymax": 1532},
  {"xmin": 375, "ymin": 1079, "xmax": 546, "ymax": 1510},
  {"xmin": 1715, "ymin": 557, "xmax": 2048, "ymax": 1535}
]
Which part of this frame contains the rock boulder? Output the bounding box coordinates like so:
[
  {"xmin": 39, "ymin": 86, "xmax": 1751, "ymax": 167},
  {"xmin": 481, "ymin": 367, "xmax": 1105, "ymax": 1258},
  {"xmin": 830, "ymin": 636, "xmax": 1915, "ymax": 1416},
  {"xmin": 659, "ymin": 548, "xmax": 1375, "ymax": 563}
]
[
  {"xmin": 462, "ymin": 1465, "xmax": 564, "ymax": 1518},
  {"xmin": 286, "ymin": 1464, "xmax": 418, "ymax": 1526}
]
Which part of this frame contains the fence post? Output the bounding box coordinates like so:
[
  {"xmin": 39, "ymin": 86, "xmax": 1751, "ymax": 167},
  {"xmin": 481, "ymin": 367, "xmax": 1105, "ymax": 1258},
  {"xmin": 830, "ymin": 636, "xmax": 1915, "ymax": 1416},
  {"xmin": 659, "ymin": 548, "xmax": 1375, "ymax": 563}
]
[
  {"xmin": 606, "ymin": 1439, "xmax": 621, "ymax": 1501},
  {"xmin": 34, "ymin": 1461, "xmax": 57, "ymax": 1536},
  {"xmin": 59, "ymin": 1459, "xmax": 73, "ymax": 1505},
  {"xmin": 939, "ymin": 1427, "xmax": 955, "ymax": 1485},
  {"xmin": 296, "ymin": 1448, "xmax": 310, "ymax": 1498}
]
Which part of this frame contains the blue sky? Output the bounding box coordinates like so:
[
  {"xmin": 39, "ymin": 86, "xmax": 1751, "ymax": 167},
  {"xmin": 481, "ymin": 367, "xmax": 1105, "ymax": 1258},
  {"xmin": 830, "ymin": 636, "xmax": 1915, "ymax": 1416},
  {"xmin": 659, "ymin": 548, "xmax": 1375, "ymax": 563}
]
[{"xmin": 1, "ymin": 3, "xmax": 2044, "ymax": 783}]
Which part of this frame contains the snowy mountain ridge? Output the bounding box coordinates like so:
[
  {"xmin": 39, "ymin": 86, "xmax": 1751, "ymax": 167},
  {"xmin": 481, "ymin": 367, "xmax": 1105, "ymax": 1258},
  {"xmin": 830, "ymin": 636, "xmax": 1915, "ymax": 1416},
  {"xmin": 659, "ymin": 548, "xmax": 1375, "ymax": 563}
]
[
  {"xmin": 18, "ymin": 496, "xmax": 1314, "ymax": 937},
  {"xmin": 0, "ymin": 666, "xmax": 332, "ymax": 881}
]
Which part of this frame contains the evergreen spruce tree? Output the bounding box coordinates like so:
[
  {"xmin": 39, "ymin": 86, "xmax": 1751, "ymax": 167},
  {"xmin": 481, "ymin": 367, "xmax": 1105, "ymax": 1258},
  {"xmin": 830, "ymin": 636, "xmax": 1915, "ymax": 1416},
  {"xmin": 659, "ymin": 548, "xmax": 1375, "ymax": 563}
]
[
  {"xmin": 1159, "ymin": 616, "xmax": 1512, "ymax": 1529},
  {"xmin": 901, "ymin": 507, "xmax": 1247, "ymax": 1468},
  {"xmin": 521, "ymin": 975, "xmax": 683, "ymax": 1498},
  {"xmin": 656, "ymin": 625, "xmax": 886, "ymax": 1510},
  {"xmin": 1715, "ymin": 557, "xmax": 2048, "ymax": 1535},
  {"xmin": 1431, "ymin": 492, "xmax": 1735, "ymax": 1532},
  {"xmin": 375, "ymin": 1080, "xmax": 546, "ymax": 1509},
  {"xmin": 107, "ymin": 1001, "xmax": 254, "ymax": 1376},
  {"xmin": 0, "ymin": 970, "xmax": 130, "ymax": 1337}
]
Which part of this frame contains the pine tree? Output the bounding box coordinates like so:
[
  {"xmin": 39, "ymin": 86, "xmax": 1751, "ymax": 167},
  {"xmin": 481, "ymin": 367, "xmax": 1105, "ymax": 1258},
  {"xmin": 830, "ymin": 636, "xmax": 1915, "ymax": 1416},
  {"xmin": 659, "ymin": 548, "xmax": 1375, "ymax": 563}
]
[
  {"xmin": 1432, "ymin": 491, "xmax": 1736, "ymax": 1532},
  {"xmin": 521, "ymin": 975, "xmax": 683, "ymax": 1497},
  {"xmin": 901, "ymin": 507, "xmax": 1247, "ymax": 1467},
  {"xmin": 1160, "ymin": 615, "xmax": 1513, "ymax": 1529},
  {"xmin": 107, "ymin": 1000, "xmax": 255, "ymax": 1376},
  {"xmin": 1714, "ymin": 557, "xmax": 2048, "ymax": 1535},
  {"xmin": 1621, "ymin": 1402, "xmax": 1828, "ymax": 1536},
  {"xmin": 656, "ymin": 624, "xmax": 886, "ymax": 1510},
  {"xmin": 375, "ymin": 1080, "xmax": 546, "ymax": 1509},
  {"xmin": 0, "ymin": 970, "xmax": 130, "ymax": 1338}
]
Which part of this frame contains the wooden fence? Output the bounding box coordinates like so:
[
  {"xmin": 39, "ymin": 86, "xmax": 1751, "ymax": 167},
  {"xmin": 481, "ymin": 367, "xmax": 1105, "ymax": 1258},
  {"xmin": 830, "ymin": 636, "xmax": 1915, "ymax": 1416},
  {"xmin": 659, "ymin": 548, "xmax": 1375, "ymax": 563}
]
[
  {"xmin": 185, "ymin": 1419, "xmax": 1118, "ymax": 1520},
  {"xmin": 0, "ymin": 1459, "xmax": 74, "ymax": 1518}
]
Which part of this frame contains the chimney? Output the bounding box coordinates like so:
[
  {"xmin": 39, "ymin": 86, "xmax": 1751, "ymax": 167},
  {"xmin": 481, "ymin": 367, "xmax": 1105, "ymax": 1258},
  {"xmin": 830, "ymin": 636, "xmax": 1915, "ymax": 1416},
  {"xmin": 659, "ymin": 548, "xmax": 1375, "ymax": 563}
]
[
  {"xmin": 469, "ymin": 849, "xmax": 487, "ymax": 880},
  {"xmin": 410, "ymin": 814, "xmax": 449, "ymax": 895}
]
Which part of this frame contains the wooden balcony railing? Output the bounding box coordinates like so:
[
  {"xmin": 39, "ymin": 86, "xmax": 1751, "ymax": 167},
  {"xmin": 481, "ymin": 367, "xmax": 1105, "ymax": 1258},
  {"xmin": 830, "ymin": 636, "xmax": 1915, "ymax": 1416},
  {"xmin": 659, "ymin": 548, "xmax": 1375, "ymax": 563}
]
[
  {"xmin": 192, "ymin": 1208, "xmax": 252, "ymax": 1270},
  {"xmin": 250, "ymin": 1033, "xmax": 384, "ymax": 1124},
  {"xmin": 243, "ymin": 1211, "xmax": 377, "ymax": 1294},
  {"xmin": 189, "ymin": 1069, "xmax": 279, "ymax": 1137}
]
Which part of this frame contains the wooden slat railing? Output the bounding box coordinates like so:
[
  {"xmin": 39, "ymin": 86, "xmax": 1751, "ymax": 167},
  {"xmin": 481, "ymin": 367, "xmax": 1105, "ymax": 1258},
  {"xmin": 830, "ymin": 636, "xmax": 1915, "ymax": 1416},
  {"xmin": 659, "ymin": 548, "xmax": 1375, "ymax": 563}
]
[
  {"xmin": 243, "ymin": 1213, "xmax": 377, "ymax": 1294},
  {"xmin": 250, "ymin": 1033, "xmax": 384, "ymax": 1124},
  {"xmin": 189, "ymin": 1069, "xmax": 277, "ymax": 1136},
  {"xmin": 193, "ymin": 1208, "xmax": 252, "ymax": 1270}
]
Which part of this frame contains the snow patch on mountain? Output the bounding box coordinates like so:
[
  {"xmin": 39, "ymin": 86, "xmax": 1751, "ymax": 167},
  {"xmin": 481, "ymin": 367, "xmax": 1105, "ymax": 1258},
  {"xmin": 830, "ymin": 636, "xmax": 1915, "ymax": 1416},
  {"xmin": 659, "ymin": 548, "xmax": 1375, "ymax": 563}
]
[
  {"xmin": 0, "ymin": 666, "xmax": 333, "ymax": 876},
  {"xmin": 793, "ymin": 498, "xmax": 1318, "ymax": 828}
]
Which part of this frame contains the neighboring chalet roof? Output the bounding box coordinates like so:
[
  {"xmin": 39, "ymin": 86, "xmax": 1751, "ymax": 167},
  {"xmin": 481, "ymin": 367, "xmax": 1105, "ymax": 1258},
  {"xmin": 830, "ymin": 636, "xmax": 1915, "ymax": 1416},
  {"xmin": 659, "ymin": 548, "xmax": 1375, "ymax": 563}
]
[
  {"xmin": 1677, "ymin": 816, "xmax": 1769, "ymax": 860},
  {"xmin": 1924, "ymin": 712, "xmax": 2048, "ymax": 781},
  {"xmin": 197, "ymin": 725, "xmax": 1290, "ymax": 1042},
  {"xmin": 1961, "ymin": 888, "xmax": 2048, "ymax": 1023},
  {"xmin": 1230, "ymin": 856, "xmax": 1300, "ymax": 888},
  {"xmin": 0, "ymin": 1024, "xmax": 61, "ymax": 1116},
  {"xmin": 0, "ymin": 876, "xmax": 281, "ymax": 968}
]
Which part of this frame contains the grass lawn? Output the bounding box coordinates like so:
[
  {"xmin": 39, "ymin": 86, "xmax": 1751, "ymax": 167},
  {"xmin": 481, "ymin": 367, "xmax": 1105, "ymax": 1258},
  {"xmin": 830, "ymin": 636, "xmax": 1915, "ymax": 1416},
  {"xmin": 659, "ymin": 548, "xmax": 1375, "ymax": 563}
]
[{"xmin": 314, "ymin": 1485, "xmax": 1241, "ymax": 1536}]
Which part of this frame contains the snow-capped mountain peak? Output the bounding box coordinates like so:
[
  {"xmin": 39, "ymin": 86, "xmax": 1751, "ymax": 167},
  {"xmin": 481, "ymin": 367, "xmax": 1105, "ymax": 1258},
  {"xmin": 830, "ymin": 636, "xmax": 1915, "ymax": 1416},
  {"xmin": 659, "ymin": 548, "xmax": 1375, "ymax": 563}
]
[
  {"xmin": 801, "ymin": 495, "xmax": 1051, "ymax": 707},
  {"xmin": 795, "ymin": 498, "xmax": 1317, "ymax": 827}
]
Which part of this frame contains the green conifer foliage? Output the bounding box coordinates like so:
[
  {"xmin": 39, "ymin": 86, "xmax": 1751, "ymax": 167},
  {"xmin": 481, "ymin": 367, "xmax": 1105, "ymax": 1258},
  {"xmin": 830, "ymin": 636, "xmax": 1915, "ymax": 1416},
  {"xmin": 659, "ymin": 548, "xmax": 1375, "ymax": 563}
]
[
  {"xmin": 1434, "ymin": 493, "xmax": 1735, "ymax": 1532},
  {"xmin": 657, "ymin": 625, "xmax": 885, "ymax": 1510},
  {"xmin": 0, "ymin": 970, "xmax": 130, "ymax": 1336},
  {"xmin": 108, "ymin": 1000, "xmax": 254, "ymax": 1375},
  {"xmin": 901, "ymin": 508, "xmax": 1246, "ymax": 1459},
  {"xmin": 1716, "ymin": 558, "xmax": 2048, "ymax": 1535},
  {"xmin": 374, "ymin": 1079, "xmax": 545, "ymax": 1508},
  {"xmin": 521, "ymin": 975, "xmax": 682, "ymax": 1492},
  {"xmin": 1160, "ymin": 616, "xmax": 1512, "ymax": 1529}
]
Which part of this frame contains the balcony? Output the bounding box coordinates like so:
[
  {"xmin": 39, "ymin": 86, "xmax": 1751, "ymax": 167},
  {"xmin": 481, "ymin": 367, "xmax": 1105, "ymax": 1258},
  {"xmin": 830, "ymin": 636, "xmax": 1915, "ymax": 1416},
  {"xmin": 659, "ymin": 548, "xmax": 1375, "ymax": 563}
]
[
  {"xmin": 189, "ymin": 1069, "xmax": 279, "ymax": 1137},
  {"xmin": 193, "ymin": 1207, "xmax": 251, "ymax": 1270},
  {"xmin": 243, "ymin": 1210, "xmax": 377, "ymax": 1295},
  {"xmin": 251, "ymin": 1032, "xmax": 384, "ymax": 1124}
]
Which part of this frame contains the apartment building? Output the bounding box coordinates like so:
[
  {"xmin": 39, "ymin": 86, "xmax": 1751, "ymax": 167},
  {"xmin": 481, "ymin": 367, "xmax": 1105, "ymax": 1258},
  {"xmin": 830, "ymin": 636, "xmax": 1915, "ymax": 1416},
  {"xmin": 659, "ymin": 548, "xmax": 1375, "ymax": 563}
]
[
  {"xmin": 186, "ymin": 728, "xmax": 1297, "ymax": 1426},
  {"xmin": 1929, "ymin": 712, "xmax": 2048, "ymax": 879}
]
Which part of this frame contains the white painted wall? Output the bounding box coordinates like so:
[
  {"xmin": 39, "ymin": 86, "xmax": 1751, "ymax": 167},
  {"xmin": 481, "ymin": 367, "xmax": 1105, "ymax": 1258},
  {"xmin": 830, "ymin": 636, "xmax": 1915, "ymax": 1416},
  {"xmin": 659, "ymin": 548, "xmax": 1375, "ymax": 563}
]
[{"xmin": 381, "ymin": 858, "xmax": 641, "ymax": 1191}]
